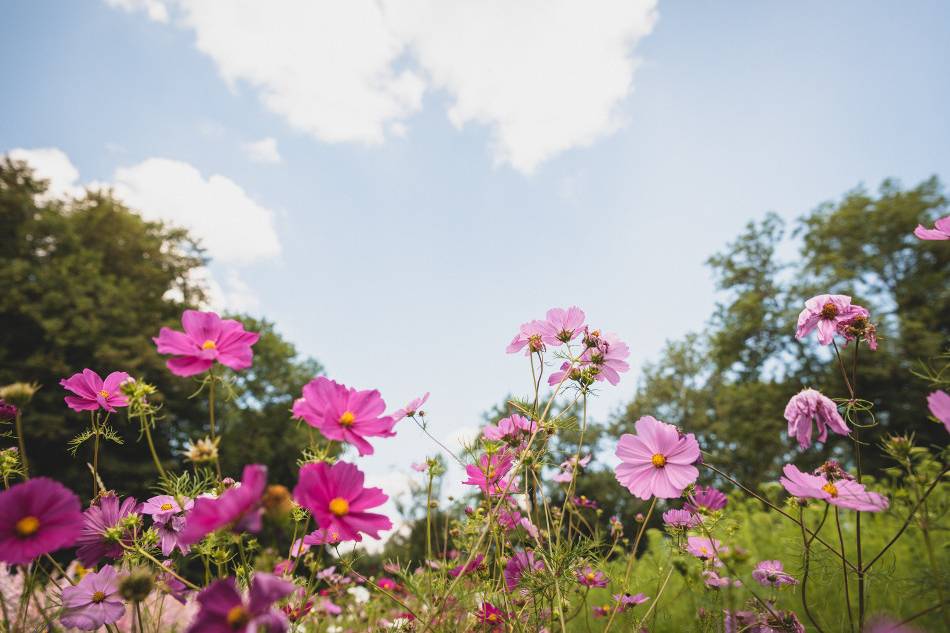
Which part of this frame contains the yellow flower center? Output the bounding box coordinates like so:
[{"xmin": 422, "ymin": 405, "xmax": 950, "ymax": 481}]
[
  {"xmin": 338, "ymin": 411, "xmax": 356, "ymax": 427},
  {"xmin": 92, "ymin": 591, "xmax": 106, "ymax": 604},
  {"xmin": 651, "ymin": 453, "xmax": 666, "ymax": 468},
  {"xmin": 487, "ymin": 613, "xmax": 498, "ymax": 622},
  {"xmin": 201, "ymin": 339, "xmax": 216, "ymax": 350},
  {"xmin": 98, "ymin": 390, "xmax": 109, "ymax": 398},
  {"xmin": 822, "ymin": 482, "xmax": 839, "ymax": 498},
  {"xmin": 15, "ymin": 516, "xmax": 40, "ymax": 537},
  {"xmin": 226, "ymin": 605, "xmax": 249, "ymax": 628},
  {"xmin": 329, "ymin": 497, "xmax": 350, "ymax": 516},
  {"xmin": 160, "ymin": 503, "xmax": 174, "ymax": 511},
  {"xmin": 601, "ymin": 604, "xmax": 612, "ymax": 612},
  {"xmin": 586, "ymin": 572, "xmax": 597, "ymax": 582}
]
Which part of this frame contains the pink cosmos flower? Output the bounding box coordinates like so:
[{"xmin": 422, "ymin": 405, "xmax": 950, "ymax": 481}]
[
  {"xmin": 927, "ymin": 390, "xmax": 950, "ymax": 433},
  {"xmin": 0, "ymin": 477, "xmax": 82, "ymax": 565},
  {"xmin": 795, "ymin": 294, "xmax": 866, "ymax": 345},
  {"xmin": 76, "ymin": 494, "xmax": 141, "ymax": 566},
  {"xmin": 662, "ymin": 508, "xmax": 699, "ymax": 528},
  {"xmin": 302, "ymin": 527, "xmax": 343, "ymax": 547},
  {"xmin": 179, "ymin": 464, "xmax": 267, "ymax": 546},
  {"xmin": 575, "ymin": 566, "xmax": 608, "ymax": 588},
  {"xmin": 154, "ymin": 310, "xmax": 260, "ymax": 377},
  {"xmin": 292, "ymin": 377, "xmax": 396, "ymax": 457},
  {"xmin": 476, "ymin": 602, "xmax": 509, "ymax": 628},
  {"xmin": 540, "ymin": 306, "xmax": 586, "ymax": 344},
  {"xmin": 462, "ymin": 450, "xmax": 517, "ymax": 496},
  {"xmin": 703, "ymin": 570, "xmax": 739, "ymax": 588},
  {"xmin": 865, "ymin": 616, "xmax": 923, "ymax": 633},
  {"xmin": 448, "ymin": 554, "xmax": 485, "ymax": 577},
  {"xmin": 376, "ymin": 577, "xmax": 398, "ymax": 591},
  {"xmin": 293, "ymin": 460, "xmax": 392, "ymax": 542},
  {"xmin": 154, "ymin": 514, "xmax": 189, "ymax": 557},
  {"xmin": 392, "ymin": 392, "xmax": 429, "ymax": 422},
  {"xmin": 752, "ymin": 560, "xmax": 798, "ymax": 587},
  {"xmin": 186, "ymin": 573, "xmax": 295, "ymax": 633},
  {"xmin": 913, "ymin": 215, "xmax": 950, "ymax": 240},
  {"xmin": 506, "ymin": 320, "xmax": 547, "ymax": 355},
  {"xmin": 836, "ymin": 307, "xmax": 878, "ymax": 351},
  {"xmin": 780, "ymin": 464, "xmax": 889, "ymax": 512},
  {"xmin": 615, "ymin": 416, "xmax": 701, "ymax": 500},
  {"xmin": 59, "ymin": 565, "xmax": 126, "ymax": 631},
  {"xmin": 411, "ymin": 462, "xmax": 428, "ymax": 472},
  {"xmin": 504, "ymin": 550, "xmax": 544, "ymax": 590},
  {"xmin": 551, "ymin": 329, "xmax": 631, "ymax": 386},
  {"xmin": 60, "ymin": 369, "xmax": 131, "ymax": 413},
  {"xmin": 684, "ymin": 486, "xmax": 728, "ymax": 513},
  {"xmin": 593, "ymin": 593, "xmax": 648, "ymax": 618},
  {"xmin": 141, "ymin": 495, "xmax": 193, "ymax": 518},
  {"xmin": 784, "ymin": 388, "xmax": 850, "ymax": 449},
  {"xmin": 0, "ymin": 399, "xmax": 16, "ymax": 422},
  {"xmin": 686, "ymin": 536, "xmax": 723, "ymax": 564},
  {"xmin": 552, "ymin": 454, "xmax": 591, "ymax": 483},
  {"xmin": 572, "ymin": 495, "xmax": 598, "ymax": 509},
  {"xmin": 482, "ymin": 414, "xmax": 537, "ymax": 441}
]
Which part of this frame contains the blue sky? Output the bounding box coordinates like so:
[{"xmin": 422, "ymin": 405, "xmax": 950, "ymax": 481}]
[{"xmin": 3, "ymin": 1, "xmax": 949, "ymax": 526}]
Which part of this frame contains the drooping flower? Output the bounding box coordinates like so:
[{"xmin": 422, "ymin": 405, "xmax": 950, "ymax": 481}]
[
  {"xmin": 506, "ymin": 319, "xmax": 547, "ymax": 355},
  {"xmin": 784, "ymin": 388, "xmax": 850, "ymax": 449},
  {"xmin": 392, "ymin": 392, "xmax": 429, "ymax": 422},
  {"xmin": 462, "ymin": 450, "xmax": 517, "ymax": 496},
  {"xmin": 59, "ymin": 565, "xmax": 126, "ymax": 631},
  {"xmin": 482, "ymin": 414, "xmax": 537, "ymax": 441},
  {"xmin": 154, "ymin": 310, "xmax": 260, "ymax": 377},
  {"xmin": 836, "ymin": 308, "xmax": 878, "ymax": 351},
  {"xmin": 615, "ymin": 416, "xmax": 700, "ymax": 500},
  {"xmin": 0, "ymin": 477, "xmax": 82, "ymax": 565},
  {"xmin": 927, "ymin": 390, "xmax": 950, "ymax": 433},
  {"xmin": 752, "ymin": 560, "xmax": 798, "ymax": 587},
  {"xmin": 476, "ymin": 602, "xmax": 509, "ymax": 628},
  {"xmin": 684, "ymin": 486, "xmax": 728, "ymax": 513},
  {"xmin": 662, "ymin": 508, "xmax": 699, "ymax": 528},
  {"xmin": 292, "ymin": 377, "xmax": 396, "ymax": 456},
  {"xmin": 186, "ymin": 573, "xmax": 295, "ymax": 633},
  {"xmin": 60, "ymin": 369, "xmax": 131, "ymax": 413},
  {"xmin": 76, "ymin": 494, "xmax": 141, "ymax": 566},
  {"xmin": 575, "ymin": 566, "xmax": 608, "ymax": 588},
  {"xmin": 448, "ymin": 554, "xmax": 485, "ymax": 577},
  {"xmin": 294, "ymin": 460, "xmax": 392, "ymax": 542},
  {"xmin": 795, "ymin": 294, "xmax": 866, "ymax": 345},
  {"xmin": 686, "ymin": 536, "xmax": 723, "ymax": 564},
  {"xmin": 779, "ymin": 464, "xmax": 889, "ymax": 512},
  {"xmin": 552, "ymin": 454, "xmax": 591, "ymax": 483},
  {"xmin": 504, "ymin": 550, "xmax": 544, "ymax": 590},
  {"xmin": 179, "ymin": 464, "xmax": 267, "ymax": 546},
  {"xmin": 914, "ymin": 215, "xmax": 950, "ymax": 240},
  {"xmin": 540, "ymin": 306, "xmax": 586, "ymax": 344}
]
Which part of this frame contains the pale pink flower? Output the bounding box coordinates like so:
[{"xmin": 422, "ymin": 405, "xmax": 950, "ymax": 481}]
[
  {"xmin": 752, "ymin": 560, "xmax": 798, "ymax": 587},
  {"xmin": 927, "ymin": 390, "xmax": 950, "ymax": 432},
  {"xmin": 553, "ymin": 454, "xmax": 591, "ymax": 483},
  {"xmin": 662, "ymin": 508, "xmax": 699, "ymax": 528},
  {"xmin": 784, "ymin": 388, "xmax": 850, "ymax": 449},
  {"xmin": 506, "ymin": 320, "xmax": 547, "ymax": 355},
  {"xmin": 686, "ymin": 536, "xmax": 723, "ymax": 564},
  {"xmin": 540, "ymin": 306, "xmax": 586, "ymax": 344},
  {"xmin": 482, "ymin": 414, "xmax": 537, "ymax": 441},
  {"xmin": 780, "ymin": 464, "xmax": 889, "ymax": 512},
  {"xmin": 392, "ymin": 393, "xmax": 429, "ymax": 422},
  {"xmin": 615, "ymin": 416, "xmax": 700, "ymax": 500},
  {"xmin": 795, "ymin": 294, "xmax": 865, "ymax": 345},
  {"xmin": 913, "ymin": 215, "xmax": 950, "ymax": 240}
]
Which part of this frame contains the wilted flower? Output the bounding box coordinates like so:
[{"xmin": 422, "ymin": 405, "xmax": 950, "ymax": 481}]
[
  {"xmin": 913, "ymin": 214, "xmax": 950, "ymax": 240},
  {"xmin": 76, "ymin": 494, "xmax": 141, "ymax": 566},
  {"xmin": 154, "ymin": 309, "xmax": 260, "ymax": 376},
  {"xmin": 837, "ymin": 309, "xmax": 878, "ymax": 351},
  {"xmin": 615, "ymin": 416, "xmax": 700, "ymax": 500},
  {"xmin": 752, "ymin": 560, "xmax": 798, "ymax": 587},
  {"xmin": 780, "ymin": 464, "xmax": 889, "ymax": 512},
  {"xmin": 179, "ymin": 464, "xmax": 267, "ymax": 546},
  {"xmin": 927, "ymin": 390, "xmax": 950, "ymax": 432},
  {"xmin": 784, "ymin": 388, "xmax": 850, "ymax": 449},
  {"xmin": 186, "ymin": 573, "xmax": 294, "ymax": 633},
  {"xmin": 182, "ymin": 436, "xmax": 219, "ymax": 464},
  {"xmin": 60, "ymin": 369, "xmax": 131, "ymax": 413},
  {"xmin": 796, "ymin": 294, "xmax": 867, "ymax": 345},
  {"xmin": 294, "ymin": 460, "xmax": 392, "ymax": 542},
  {"xmin": 59, "ymin": 565, "xmax": 126, "ymax": 631},
  {"xmin": 0, "ymin": 477, "xmax": 82, "ymax": 565},
  {"xmin": 292, "ymin": 377, "xmax": 396, "ymax": 456}
]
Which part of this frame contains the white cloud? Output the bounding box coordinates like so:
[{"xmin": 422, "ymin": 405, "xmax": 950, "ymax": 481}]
[
  {"xmin": 242, "ymin": 137, "xmax": 281, "ymax": 164},
  {"xmin": 106, "ymin": 0, "xmax": 658, "ymax": 173},
  {"xmin": 6, "ymin": 147, "xmax": 83, "ymax": 199},
  {"xmin": 106, "ymin": 0, "xmax": 168, "ymax": 23}
]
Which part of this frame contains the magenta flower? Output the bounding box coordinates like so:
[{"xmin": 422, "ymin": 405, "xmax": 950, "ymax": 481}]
[
  {"xmin": 504, "ymin": 550, "xmax": 544, "ymax": 590},
  {"xmin": 154, "ymin": 310, "xmax": 260, "ymax": 377},
  {"xmin": 60, "ymin": 369, "xmax": 131, "ymax": 413},
  {"xmin": 179, "ymin": 464, "xmax": 267, "ymax": 546},
  {"xmin": 575, "ymin": 566, "xmax": 608, "ymax": 588},
  {"xmin": 462, "ymin": 450, "xmax": 517, "ymax": 496},
  {"xmin": 476, "ymin": 602, "xmax": 509, "ymax": 628},
  {"xmin": 540, "ymin": 306, "xmax": 586, "ymax": 344},
  {"xmin": 927, "ymin": 390, "xmax": 950, "ymax": 433},
  {"xmin": 392, "ymin": 392, "xmax": 429, "ymax": 422},
  {"xmin": 795, "ymin": 294, "xmax": 866, "ymax": 345},
  {"xmin": 154, "ymin": 514, "xmax": 189, "ymax": 556},
  {"xmin": 914, "ymin": 215, "xmax": 950, "ymax": 240},
  {"xmin": 684, "ymin": 486, "xmax": 728, "ymax": 513},
  {"xmin": 0, "ymin": 399, "xmax": 18, "ymax": 421},
  {"xmin": 302, "ymin": 527, "xmax": 343, "ymax": 547},
  {"xmin": 662, "ymin": 508, "xmax": 699, "ymax": 528},
  {"xmin": 448, "ymin": 554, "xmax": 485, "ymax": 577},
  {"xmin": 752, "ymin": 560, "xmax": 798, "ymax": 587},
  {"xmin": 784, "ymin": 388, "xmax": 850, "ymax": 449},
  {"xmin": 506, "ymin": 319, "xmax": 547, "ymax": 355},
  {"xmin": 780, "ymin": 464, "xmax": 889, "ymax": 512},
  {"xmin": 294, "ymin": 460, "xmax": 392, "ymax": 542},
  {"xmin": 292, "ymin": 377, "xmax": 396, "ymax": 457},
  {"xmin": 0, "ymin": 477, "xmax": 82, "ymax": 565},
  {"xmin": 186, "ymin": 573, "xmax": 295, "ymax": 633},
  {"xmin": 615, "ymin": 416, "xmax": 700, "ymax": 500},
  {"xmin": 482, "ymin": 414, "xmax": 537, "ymax": 441},
  {"xmin": 76, "ymin": 494, "xmax": 141, "ymax": 566},
  {"xmin": 59, "ymin": 565, "xmax": 126, "ymax": 631}
]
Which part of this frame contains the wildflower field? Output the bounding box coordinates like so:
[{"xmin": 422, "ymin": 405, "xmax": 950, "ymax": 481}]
[{"xmin": 0, "ymin": 162, "xmax": 948, "ymax": 633}]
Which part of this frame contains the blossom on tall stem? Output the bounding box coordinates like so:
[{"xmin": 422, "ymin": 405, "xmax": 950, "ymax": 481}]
[
  {"xmin": 60, "ymin": 369, "xmax": 131, "ymax": 413},
  {"xmin": 462, "ymin": 450, "xmax": 517, "ymax": 496},
  {"xmin": 795, "ymin": 294, "xmax": 867, "ymax": 345},
  {"xmin": 686, "ymin": 536, "xmax": 724, "ymax": 565},
  {"xmin": 506, "ymin": 319, "xmax": 547, "ymax": 355},
  {"xmin": 186, "ymin": 573, "xmax": 295, "ymax": 633},
  {"xmin": 293, "ymin": 461, "xmax": 392, "ymax": 542},
  {"xmin": 292, "ymin": 377, "xmax": 396, "ymax": 456},
  {"xmin": 836, "ymin": 308, "xmax": 878, "ymax": 351},
  {"xmin": 663, "ymin": 508, "xmax": 699, "ymax": 528},
  {"xmin": 540, "ymin": 306, "xmax": 586, "ymax": 344},
  {"xmin": 59, "ymin": 565, "xmax": 126, "ymax": 631},
  {"xmin": 0, "ymin": 477, "xmax": 82, "ymax": 565},
  {"xmin": 552, "ymin": 454, "xmax": 591, "ymax": 483},
  {"xmin": 179, "ymin": 464, "xmax": 267, "ymax": 547},
  {"xmin": 504, "ymin": 550, "xmax": 544, "ymax": 590},
  {"xmin": 752, "ymin": 560, "xmax": 798, "ymax": 587},
  {"xmin": 784, "ymin": 388, "xmax": 850, "ymax": 449},
  {"xmin": 684, "ymin": 486, "xmax": 728, "ymax": 513},
  {"xmin": 575, "ymin": 566, "xmax": 608, "ymax": 588},
  {"xmin": 448, "ymin": 554, "xmax": 485, "ymax": 577},
  {"xmin": 615, "ymin": 416, "xmax": 700, "ymax": 500},
  {"xmin": 482, "ymin": 414, "xmax": 537, "ymax": 441},
  {"xmin": 913, "ymin": 215, "xmax": 950, "ymax": 240},
  {"xmin": 779, "ymin": 464, "xmax": 889, "ymax": 512},
  {"xmin": 392, "ymin": 392, "xmax": 429, "ymax": 422},
  {"xmin": 927, "ymin": 390, "xmax": 950, "ymax": 432},
  {"xmin": 476, "ymin": 602, "xmax": 509, "ymax": 628},
  {"xmin": 153, "ymin": 310, "xmax": 260, "ymax": 377},
  {"xmin": 76, "ymin": 494, "xmax": 141, "ymax": 566},
  {"xmin": 582, "ymin": 330, "xmax": 630, "ymax": 385}
]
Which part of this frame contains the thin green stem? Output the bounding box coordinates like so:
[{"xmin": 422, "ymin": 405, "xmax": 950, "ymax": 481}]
[
  {"xmin": 798, "ymin": 507, "xmax": 826, "ymax": 633},
  {"xmin": 13, "ymin": 412, "xmax": 28, "ymax": 479},
  {"xmin": 142, "ymin": 418, "xmax": 166, "ymax": 479},
  {"xmin": 207, "ymin": 370, "xmax": 222, "ymax": 479},
  {"xmin": 835, "ymin": 508, "xmax": 855, "ymax": 633},
  {"xmin": 603, "ymin": 497, "xmax": 656, "ymax": 633}
]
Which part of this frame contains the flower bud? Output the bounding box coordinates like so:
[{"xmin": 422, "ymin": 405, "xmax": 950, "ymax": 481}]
[{"xmin": 119, "ymin": 567, "xmax": 155, "ymax": 602}]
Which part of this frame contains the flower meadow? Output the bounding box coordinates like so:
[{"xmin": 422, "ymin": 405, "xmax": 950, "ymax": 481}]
[{"xmin": 0, "ymin": 224, "xmax": 948, "ymax": 632}]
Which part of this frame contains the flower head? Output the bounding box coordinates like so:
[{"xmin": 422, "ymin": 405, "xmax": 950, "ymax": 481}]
[
  {"xmin": 0, "ymin": 477, "xmax": 82, "ymax": 565},
  {"xmin": 186, "ymin": 573, "xmax": 295, "ymax": 633},
  {"xmin": 780, "ymin": 464, "xmax": 889, "ymax": 512},
  {"xmin": 504, "ymin": 550, "xmax": 544, "ymax": 590},
  {"xmin": 914, "ymin": 214, "xmax": 950, "ymax": 240},
  {"xmin": 76, "ymin": 494, "xmax": 141, "ymax": 566},
  {"xmin": 552, "ymin": 454, "xmax": 591, "ymax": 483},
  {"xmin": 292, "ymin": 377, "xmax": 396, "ymax": 456},
  {"xmin": 182, "ymin": 436, "xmax": 219, "ymax": 464},
  {"xmin": 392, "ymin": 392, "xmax": 429, "ymax": 422},
  {"xmin": 540, "ymin": 306, "xmax": 586, "ymax": 344},
  {"xmin": 686, "ymin": 536, "xmax": 723, "ymax": 564},
  {"xmin": 154, "ymin": 310, "xmax": 260, "ymax": 376},
  {"xmin": 615, "ymin": 416, "xmax": 700, "ymax": 500},
  {"xmin": 476, "ymin": 602, "xmax": 509, "ymax": 628},
  {"xmin": 463, "ymin": 450, "xmax": 517, "ymax": 496},
  {"xmin": 448, "ymin": 553, "xmax": 485, "ymax": 577},
  {"xmin": 752, "ymin": 560, "xmax": 798, "ymax": 587},
  {"xmin": 575, "ymin": 566, "xmax": 608, "ymax": 588},
  {"xmin": 179, "ymin": 464, "xmax": 267, "ymax": 546},
  {"xmin": 59, "ymin": 565, "xmax": 126, "ymax": 631},
  {"xmin": 784, "ymin": 388, "xmax": 850, "ymax": 449},
  {"xmin": 927, "ymin": 390, "xmax": 950, "ymax": 433},
  {"xmin": 662, "ymin": 508, "xmax": 699, "ymax": 528},
  {"xmin": 141, "ymin": 495, "xmax": 193, "ymax": 519},
  {"xmin": 506, "ymin": 320, "xmax": 547, "ymax": 355},
  {"xmin": 684, "ymin": 486, "xmax": 728, "ymax": 513},
  {"xmin": 60, "ymin": 369, "xmax": 131, "ymax": 413},
  {"xmin": 0, "ymin": 399, "xmax": 17, "ymax": 422},
  {"xmin": 294, "ymin": 460, "xmax": 392, "ymax": 542},
  {"xmin": 302, "ymin": 527, "xmax": 343, "ymax": 547},
  {"xmin": 796, "ymin": 294, "xmax": 866, "ymax": 345},
  {"xmin": 482, "ymin": 414, "xmax": 537, "ymax": 441},
  {"xmin": 836, "ymin": 308, "xmax": 878, "ymax": 351}
]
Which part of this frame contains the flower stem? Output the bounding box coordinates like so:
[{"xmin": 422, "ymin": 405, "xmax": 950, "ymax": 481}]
[
  {"xmin": 91, "ymin": 412, "xmax": 101, "ymax": 497},
  {"xmin": 142, "ymin": 418, "xmax": 166, "ymax": 479},
  {"xmin": 207, "ymin": 370, "xmax": 222, "ymax": 479},
  {"xmin": 14, "ymin": 411, "xmax": 29, "ymax": 479},
  {"xmin": 603, "ymin": 496, "xmax": 656, "ymax": 633},
  {"xmin": 834, "ymin": 508, "xmax": 855, "ymax": 633},
  {"xmin": 798, "ymin": 506, "xmax": 826, "ymax": 633}
]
